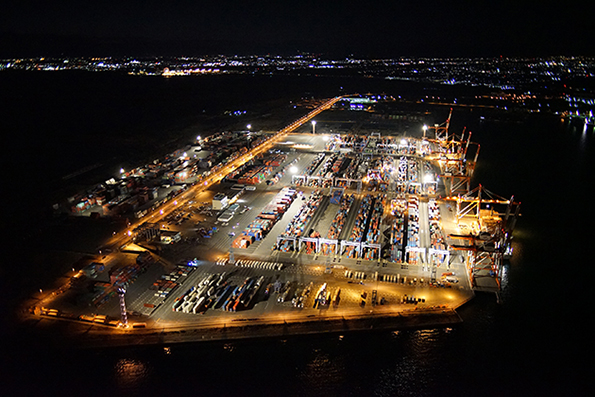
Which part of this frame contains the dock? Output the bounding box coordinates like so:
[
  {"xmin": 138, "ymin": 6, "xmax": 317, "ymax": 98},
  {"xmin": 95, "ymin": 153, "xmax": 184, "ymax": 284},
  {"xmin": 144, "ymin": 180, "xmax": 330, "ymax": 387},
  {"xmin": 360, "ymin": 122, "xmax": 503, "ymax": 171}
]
[{"xmin": 22, "ymin": 95, "xmax": 519, "ymax": 345}]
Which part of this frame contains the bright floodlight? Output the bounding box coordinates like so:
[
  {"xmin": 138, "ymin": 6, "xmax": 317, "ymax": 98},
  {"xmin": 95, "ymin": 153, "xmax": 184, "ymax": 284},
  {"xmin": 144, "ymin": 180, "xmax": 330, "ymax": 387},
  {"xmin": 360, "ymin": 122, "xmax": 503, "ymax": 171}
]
[
  {"xmin": 400, "ymin": 139, "xmax": 407, "ymax": 146},
  {"xmin": 247, "ymin": 124, "xmax": 252, "ymax": 130},
  {"xmin": 423, "ymin": 124, "xmax": 428, "ymax": 131},
  {"xmin": 290, "ymin": 166, "xmax": 298, "ymax": 174},
  {"xmin": 423, "ymin": 173, "xmax": 434, "ymax": 183},
  {"xmin": 197, "ymin": 135, "xmax": 201, "ymax": 140},
  {"xmin": 120, "ymin": 168, "xmax": 125, "ymax": 174}
]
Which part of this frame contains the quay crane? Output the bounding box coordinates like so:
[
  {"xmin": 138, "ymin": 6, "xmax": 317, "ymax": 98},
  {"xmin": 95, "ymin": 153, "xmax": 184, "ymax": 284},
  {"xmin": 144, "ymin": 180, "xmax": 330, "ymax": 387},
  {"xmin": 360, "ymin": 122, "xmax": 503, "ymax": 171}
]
[
  {"xmin": 426, "ymin": 109, "xmax": 480, "ymax": 197},
  {"xmin": 443, "ymin": 185, "xmax": 521, "ymax": 292},
  {"xmin": 427, "ymin": 110, "xmax": 520, "ymax": 292}
]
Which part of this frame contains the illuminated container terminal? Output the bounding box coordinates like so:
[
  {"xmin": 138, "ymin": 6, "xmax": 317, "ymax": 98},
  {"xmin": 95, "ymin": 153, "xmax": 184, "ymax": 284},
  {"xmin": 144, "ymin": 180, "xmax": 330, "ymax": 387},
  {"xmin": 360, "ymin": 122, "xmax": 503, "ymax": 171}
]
[{"xmin": 23, "ymin": 96, "xmax": 520, "ymax": 346}]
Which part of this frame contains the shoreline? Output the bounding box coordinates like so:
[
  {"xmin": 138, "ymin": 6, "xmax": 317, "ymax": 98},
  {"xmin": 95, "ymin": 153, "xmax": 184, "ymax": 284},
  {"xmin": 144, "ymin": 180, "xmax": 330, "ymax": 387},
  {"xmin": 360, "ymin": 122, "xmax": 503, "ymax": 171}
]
[{"xmin": 17, "ymin": 305, "xmax": 466, "ymax": 350}]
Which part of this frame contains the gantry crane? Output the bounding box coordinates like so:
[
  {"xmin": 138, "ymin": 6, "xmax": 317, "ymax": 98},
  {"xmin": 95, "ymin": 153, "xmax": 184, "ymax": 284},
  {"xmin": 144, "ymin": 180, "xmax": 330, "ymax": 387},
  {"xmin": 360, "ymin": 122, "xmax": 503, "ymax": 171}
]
[
  {"xmin": 444, "ymin": 185, "xmax": 521, "ymax": 291},
  {"xmin": 426, "ymin": 109, "xmax": 480, "ymax": 197}
]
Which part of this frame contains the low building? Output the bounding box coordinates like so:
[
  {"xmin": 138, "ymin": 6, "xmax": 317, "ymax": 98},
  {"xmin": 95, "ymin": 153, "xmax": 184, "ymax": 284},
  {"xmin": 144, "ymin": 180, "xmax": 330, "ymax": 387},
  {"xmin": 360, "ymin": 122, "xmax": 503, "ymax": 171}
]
[{"xmin": 212, "ymin": 193, "xmax": 229, "ymax": 210}]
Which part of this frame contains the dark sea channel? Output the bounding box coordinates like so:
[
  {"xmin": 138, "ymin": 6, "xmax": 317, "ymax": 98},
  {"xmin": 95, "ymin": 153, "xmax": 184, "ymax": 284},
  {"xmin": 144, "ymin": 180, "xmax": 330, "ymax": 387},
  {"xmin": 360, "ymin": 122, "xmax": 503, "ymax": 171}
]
[{"xmin": 1, "ymin": 71, "xmax": 593, "ymax": 396}]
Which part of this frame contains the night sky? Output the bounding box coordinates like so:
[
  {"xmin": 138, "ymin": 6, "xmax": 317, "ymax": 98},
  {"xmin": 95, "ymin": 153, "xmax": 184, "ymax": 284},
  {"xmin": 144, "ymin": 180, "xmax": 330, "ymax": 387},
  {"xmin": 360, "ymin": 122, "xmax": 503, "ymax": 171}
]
[{"xmin": 1, "ymin": 0, "xmax": 594, "ymax": 57}]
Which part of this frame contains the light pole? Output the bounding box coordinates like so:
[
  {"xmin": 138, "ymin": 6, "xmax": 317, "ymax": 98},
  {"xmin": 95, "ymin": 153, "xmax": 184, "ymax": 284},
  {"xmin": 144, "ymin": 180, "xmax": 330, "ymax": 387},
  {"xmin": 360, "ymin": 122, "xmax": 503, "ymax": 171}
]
[
  {"xmin": 311, "ymin": 120, "xmax": 316, "ymax": 134},
  {"xmin": 423, "ymin": 124, "xmax": 428, "ymax": 138},
  {"xmin": 118, "ymin": 287, "xmax": 128, "ymax": 327},
  {"xmin": 228, "ymin": 232, "xmax": 235, "ymax": 265}
]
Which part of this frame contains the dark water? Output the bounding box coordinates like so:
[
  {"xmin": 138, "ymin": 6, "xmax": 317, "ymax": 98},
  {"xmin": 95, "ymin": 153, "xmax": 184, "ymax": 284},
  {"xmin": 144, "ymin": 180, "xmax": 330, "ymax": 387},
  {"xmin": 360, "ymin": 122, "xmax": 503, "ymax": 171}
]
[{"xmin": 1, "ymin": 72, "xmax": 594, "ymax": 396}]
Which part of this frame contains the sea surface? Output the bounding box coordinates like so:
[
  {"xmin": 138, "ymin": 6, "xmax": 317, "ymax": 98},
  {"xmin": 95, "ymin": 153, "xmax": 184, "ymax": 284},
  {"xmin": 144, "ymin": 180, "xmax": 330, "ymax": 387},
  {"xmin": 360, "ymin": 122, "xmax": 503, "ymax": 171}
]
[{"xmin": 1, "ymin": 71, "xmax": 593, "ymax": 396}]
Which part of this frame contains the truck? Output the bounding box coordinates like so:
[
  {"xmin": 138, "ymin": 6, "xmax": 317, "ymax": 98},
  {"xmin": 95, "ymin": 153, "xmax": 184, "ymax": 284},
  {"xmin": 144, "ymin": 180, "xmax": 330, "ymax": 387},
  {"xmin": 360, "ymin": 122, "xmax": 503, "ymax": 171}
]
[
  {"xmin": 192, "ymin": 296, "xmax": 206, "ymax": 314},
  {"xmin": 444, "ymin": 276, "xmax": 459, "ymax": 283},
  {"xmin": 278, "ymin": 282, "xmax": 293, "ymax": 303},
  {"xmin": 332, "ymin": 288, "xmax": 341, "ymax": 306},
  {"xmin": 214, "ymin": 285, "xmax": 234, "ymax": 309}
]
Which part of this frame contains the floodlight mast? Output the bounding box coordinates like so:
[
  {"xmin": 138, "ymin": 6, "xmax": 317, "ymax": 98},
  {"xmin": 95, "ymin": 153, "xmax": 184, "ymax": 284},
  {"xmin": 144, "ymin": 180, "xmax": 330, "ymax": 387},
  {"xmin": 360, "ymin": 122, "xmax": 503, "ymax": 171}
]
[
  {"xmin": 228, "ymin": 232, "xmax": 235, "ymax": 265},
  {"xmin": 118, "ymin": 287, "xmax": 128, "ymax": 326}
]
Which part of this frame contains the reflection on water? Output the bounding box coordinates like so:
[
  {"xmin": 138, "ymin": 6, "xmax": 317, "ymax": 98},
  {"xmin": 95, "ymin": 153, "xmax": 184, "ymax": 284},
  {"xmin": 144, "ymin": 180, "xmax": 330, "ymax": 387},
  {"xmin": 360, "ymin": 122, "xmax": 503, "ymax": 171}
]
[
  {"xmin": 298, "ymin": 348, "xmax": 347, "ymax": 396},
  {"xmin": 375, "ymin": 329, "xmax": 451, "ymax": 397},
  {"xmin": 114, "ymin": 359, "xmax": 151, "ymax": 390},
  {"xmin": 567, "ymin": 119, "xmax": 594, "ymax": 161},
  {"xmin": 579, "ymin": 122, "xmax": 589, "ymax": 155}
]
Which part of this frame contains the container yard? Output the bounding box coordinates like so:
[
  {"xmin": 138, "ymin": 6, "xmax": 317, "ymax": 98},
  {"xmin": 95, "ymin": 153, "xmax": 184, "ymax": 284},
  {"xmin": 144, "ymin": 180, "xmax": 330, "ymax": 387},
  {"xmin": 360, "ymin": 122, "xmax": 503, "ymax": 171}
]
[{"xmin": 26, "ymin": 97, "xmax": 520, "ymax": 344}]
